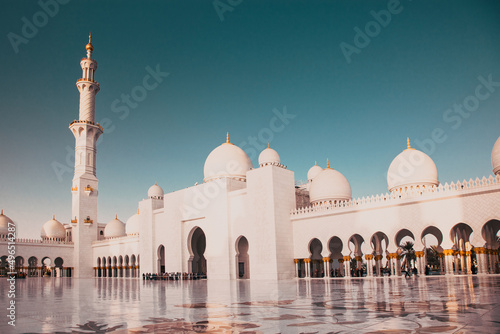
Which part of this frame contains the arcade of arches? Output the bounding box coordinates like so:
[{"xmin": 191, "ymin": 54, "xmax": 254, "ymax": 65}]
[
  {"xmin": 0, "ymin": 256, "xmax": 72, "ymax": 277},
  {"xmin": 295, "ymin": 221, "xmax": 500, "ymax": 278}
]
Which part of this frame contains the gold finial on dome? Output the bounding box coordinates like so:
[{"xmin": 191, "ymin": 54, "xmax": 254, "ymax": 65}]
[
  {"xmin": 405, "ymin": 137, "xmax": 415, "ymax": 150},
  {"xmin": 52, "ymin": 214, "xmax": 55, "ymax": 220},
  {"xmin": 86, "ymin": 32, "xmax": 94, "ymax": 52},
  {"xmin": 115, "ymin": 214, "xmax": 118, "ymax": 219},
  {"xmin": 326, "ymin": 159, "xmax": 330, "ymax": 169},
  {"xmin": 137, "ymin": 208, "xmax": 140, "ymax": 214},
  {"xmin": 1, "ymin": 209, "xmax": 3, "ymax": 215},
  {"xmin": 226, "ymin": 132, "xmax": 230, "ymax": 144},
  {"xmin": 314, "ymin": 161, "xmax": 317, "ymax": 166},
  {"xmin": 268, "ymin": 143, "xmax": 270, "ymax": 149}
]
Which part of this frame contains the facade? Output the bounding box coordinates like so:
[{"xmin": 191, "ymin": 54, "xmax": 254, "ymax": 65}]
[{"xmin": 1, "ymin": 39, "xmax": 499, "ymax": 280}]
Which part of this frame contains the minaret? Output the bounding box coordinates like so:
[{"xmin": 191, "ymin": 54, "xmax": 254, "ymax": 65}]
[{"xmin": 69, "ymin": 34, "xmax": 103, "ymax": 278}]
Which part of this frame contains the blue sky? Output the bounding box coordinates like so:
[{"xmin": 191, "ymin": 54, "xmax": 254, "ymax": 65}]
[{"xmin": 1, "ymin": 0, "xmax": 499, "ymax": 238}]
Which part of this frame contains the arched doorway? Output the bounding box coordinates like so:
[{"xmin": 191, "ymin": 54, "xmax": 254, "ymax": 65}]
[
  {"xmin": 107, "ymin": 257, "xmax": 112, "ymax": 277},
  {"xmin": 15, "ymin": 256, "xmax": 24, "ymax": 275},
  {"xmin": 54, "ymin": 257, "xmax": 63, "ymax": 277},
  {"xmin": 119, "ymin": 256, "xmax": 123, "ymax": 277},
  {"xmin": 158, "ymin": 245, "xmax": 165, "ymax": 274},
  {"xmin": 0, "ymin": 256, "xmax": 8, "ymax": 276},
  {"xmin": 42, "ymin": 257, "xmax": 51, "ymax": 277},
  {"xmin": 236, "ymin": 236, "xmax": 249, "ymax": 279},
  {"xmin": 348, "ymin": 234, "xmax": 365, "ymax": 277},
  {"xmin": 328, "ymin": 236, "xmax": 343, "ymax": 277},
  {"xmin": 131, "ymin": 255, "xmax": 136, "ymax": 277},
  {"xmin": 28, "ymin": 256, "xmax": 38, "ymax": 277},
  {"xmin": 97, "ymin": 258, "xmax": 102, "ymax": 277},
  {"xmin": 124, "ymin": 255, "xmax": 129, "ymax": 277},
  {"xmin": 102, "ymin": 257, "xmax": 107, "ymax": 277},
  {"xmin": 421, "ymin": 226, "xmax": 444, "ymax": 274},
  {"xmin": 189, "ymin": 227, "xmax": 207, "ymax": 278},
  {"xmin": 309, "ymin": 238, "xmax": 324, "ymax": 277}
]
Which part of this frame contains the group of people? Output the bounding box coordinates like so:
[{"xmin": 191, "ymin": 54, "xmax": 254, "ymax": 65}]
[{"xmin": 142, "ymin": 272, "xmax": 207, "ymax": 280}]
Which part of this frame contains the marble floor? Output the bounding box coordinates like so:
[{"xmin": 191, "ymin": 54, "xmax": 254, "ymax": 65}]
[{"xmin": 1, "ymin": 275, "xmax": 499, "ymax": 333}]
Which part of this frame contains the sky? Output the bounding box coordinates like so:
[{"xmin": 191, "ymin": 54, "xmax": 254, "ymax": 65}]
[{"xmin": 1, "ymin": 0, "xmax": 499, "ymax": 238}]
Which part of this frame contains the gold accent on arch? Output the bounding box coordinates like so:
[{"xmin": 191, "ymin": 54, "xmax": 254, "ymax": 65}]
[
  {"xmin": 415, "ymin": 251, "xmax": 425, "ymax": 258},
  {"xmin": 365, "ymin": 254, "xmax": 374, "ymax": 260},
  {"xmin": 443, "ymin": 249, "xmax": 455, "ymax": 256}
]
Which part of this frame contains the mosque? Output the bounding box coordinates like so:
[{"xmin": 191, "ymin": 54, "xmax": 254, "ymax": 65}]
[{"xmin": 1, "ymin": 37, "xmax": 499, "ymax": 280}]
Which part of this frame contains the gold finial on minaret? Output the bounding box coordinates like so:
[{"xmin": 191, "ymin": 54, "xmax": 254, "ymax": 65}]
[
  {"xmin": 226, "ymin": 132, "xmax": 230, "ymax": 144},
  {"xmin": 326, "ymin": 159, "xmax": 330, "ymax": 169},
  {"xmin": 86, "ymin": 32, "xmax": 94, "ymax": 55}
]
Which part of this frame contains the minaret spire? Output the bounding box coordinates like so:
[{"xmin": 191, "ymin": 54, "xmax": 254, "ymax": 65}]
[{"xmin": 69, "ymin": 36, "xmax": 103, "ymax": 278}]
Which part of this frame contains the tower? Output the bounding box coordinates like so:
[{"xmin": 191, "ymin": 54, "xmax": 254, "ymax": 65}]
[{"xmin": 69, "ymin": 34, "xmax": 103, "ymax": 278}]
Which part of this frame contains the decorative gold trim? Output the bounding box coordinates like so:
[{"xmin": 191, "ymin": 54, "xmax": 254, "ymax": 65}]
[{"xmin": 365, "ymin": 254, "xmax": 374, "ymax": 260}]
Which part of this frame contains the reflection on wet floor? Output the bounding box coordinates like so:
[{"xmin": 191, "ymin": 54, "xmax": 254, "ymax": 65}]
[{"xmin": 2, "ymin": 275, "xmax": 500, "ymax": 333}]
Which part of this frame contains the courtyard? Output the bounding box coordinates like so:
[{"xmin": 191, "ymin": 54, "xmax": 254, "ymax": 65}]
[{"xmin": 1, "ymin": 275, "xmax": 499, "ymax": 333}]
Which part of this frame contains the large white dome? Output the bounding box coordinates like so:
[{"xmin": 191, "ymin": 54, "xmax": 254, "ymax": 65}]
[
  {"xmin": 104, "ymin": 216, "xmax": 126, "ymax": 238},
  {"xmin": 307, "ymin": 162, "xmax": 323, "ymax": 181},
  {"xmin": 148, "ymin": 182, "xmax": 164, "ymax": 199},
  {"xmin": 258, "ymin": 145, "xmax": 281, "ymax": 167},
  {"xmin": 41, "ymin": 216, "xmax": 66, "ymax": 240},
  {"xmin": 492, "ymin": 136, "xmax": 500, "ymax": 175},
  {"xmin": 0, "ymin": 210, "xmax": 14, "ymax": 237},
  {"xmin": 309, "ymin": 162, "xmax": 351, "ymax": 204},
  {"xmin": 126, "ymin": 211, "xmax": 140, "ymax": 235},
  {"xmin": 204, "ymin": 134, "xmax": 252, "ymax": 182},
  {"xmin": 387, "ymin": 139, "xmax": 438, "ymax": 192}
]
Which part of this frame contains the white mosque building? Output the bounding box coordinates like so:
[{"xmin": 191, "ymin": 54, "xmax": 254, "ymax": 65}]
[{"xmin": 1, "ymin": 38, "xmax": 499, "ymax": 280}]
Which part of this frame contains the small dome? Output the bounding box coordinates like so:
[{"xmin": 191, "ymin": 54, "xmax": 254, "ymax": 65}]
[
  {"xmin": 126, "ymin": 211, "xmax": 141, "ymax": 235},
  {"xmin": 387, "ymin": 139, "xmax": 439, "ymax": 192},
  {"xmin": 148, "ymin": 182, "xmax": 164, "ymax": 199},
  {"xmin": 492, "ymin": 136, "xmax": 500, "ymax": 175},
  {"xmin": 309, "ymin": 161, "xmax": 351, "ymax": 204},
  {"xmin": 258, "ymin": 145, "xmax": 281, "ymax": 167},
  {"xmin": 104, "ymin": 215, "xmax": 126, "ymax": 238},
  {"xmin": 41, "ymin": 216, "xmax": 66, "ymax": 240},
  {"xmin": 0, "ymin": 210, "xmax": 14, "ymax": 236},
  {"xmin": 307, "ymin": 162, "xmax": 323, "ymax": 181},
  {"xmin": 204, "ymin": 133, "xmax": 252, "ymax": 182}
]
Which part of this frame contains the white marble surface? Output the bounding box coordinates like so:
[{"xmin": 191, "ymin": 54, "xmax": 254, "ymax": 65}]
[{"xmin": 1, "ymin": 275, "xmax": 499, "ymax": 333}]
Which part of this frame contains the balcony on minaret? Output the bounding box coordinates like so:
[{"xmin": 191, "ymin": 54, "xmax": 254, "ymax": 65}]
[
  {"xmin": 84, "ymin": 185, "xmax": 93, "ymax": 195},
  {"xmin": 71, "ymin": 217, "xmax": 77, "ymax": 224},
  {"xmin": 71, "ymin": 186, "xmax": 78, "ymax": 192},
  {"xmin": 84, "ymin": 216, "xmax": 93, "ymax": 224}
]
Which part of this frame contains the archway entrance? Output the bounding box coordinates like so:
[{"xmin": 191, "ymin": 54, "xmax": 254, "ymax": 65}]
[
  {"xmin": 236, "ymin": 236, "xmax": 249, "ymax": 279},
  {"xmin": 158, "ymin": 245, "xmax": 165, "ymax": 274},
  {"xmin": 309, "ymin": 238, "xmax": 324, "ymax": 277},
  {"xmin": 189, "ymin": 227, "xmax": 207, "ymax": 278},
  {"xmin": 54, "ymin": 257, "xmax": 63, "ymax": 277}
]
